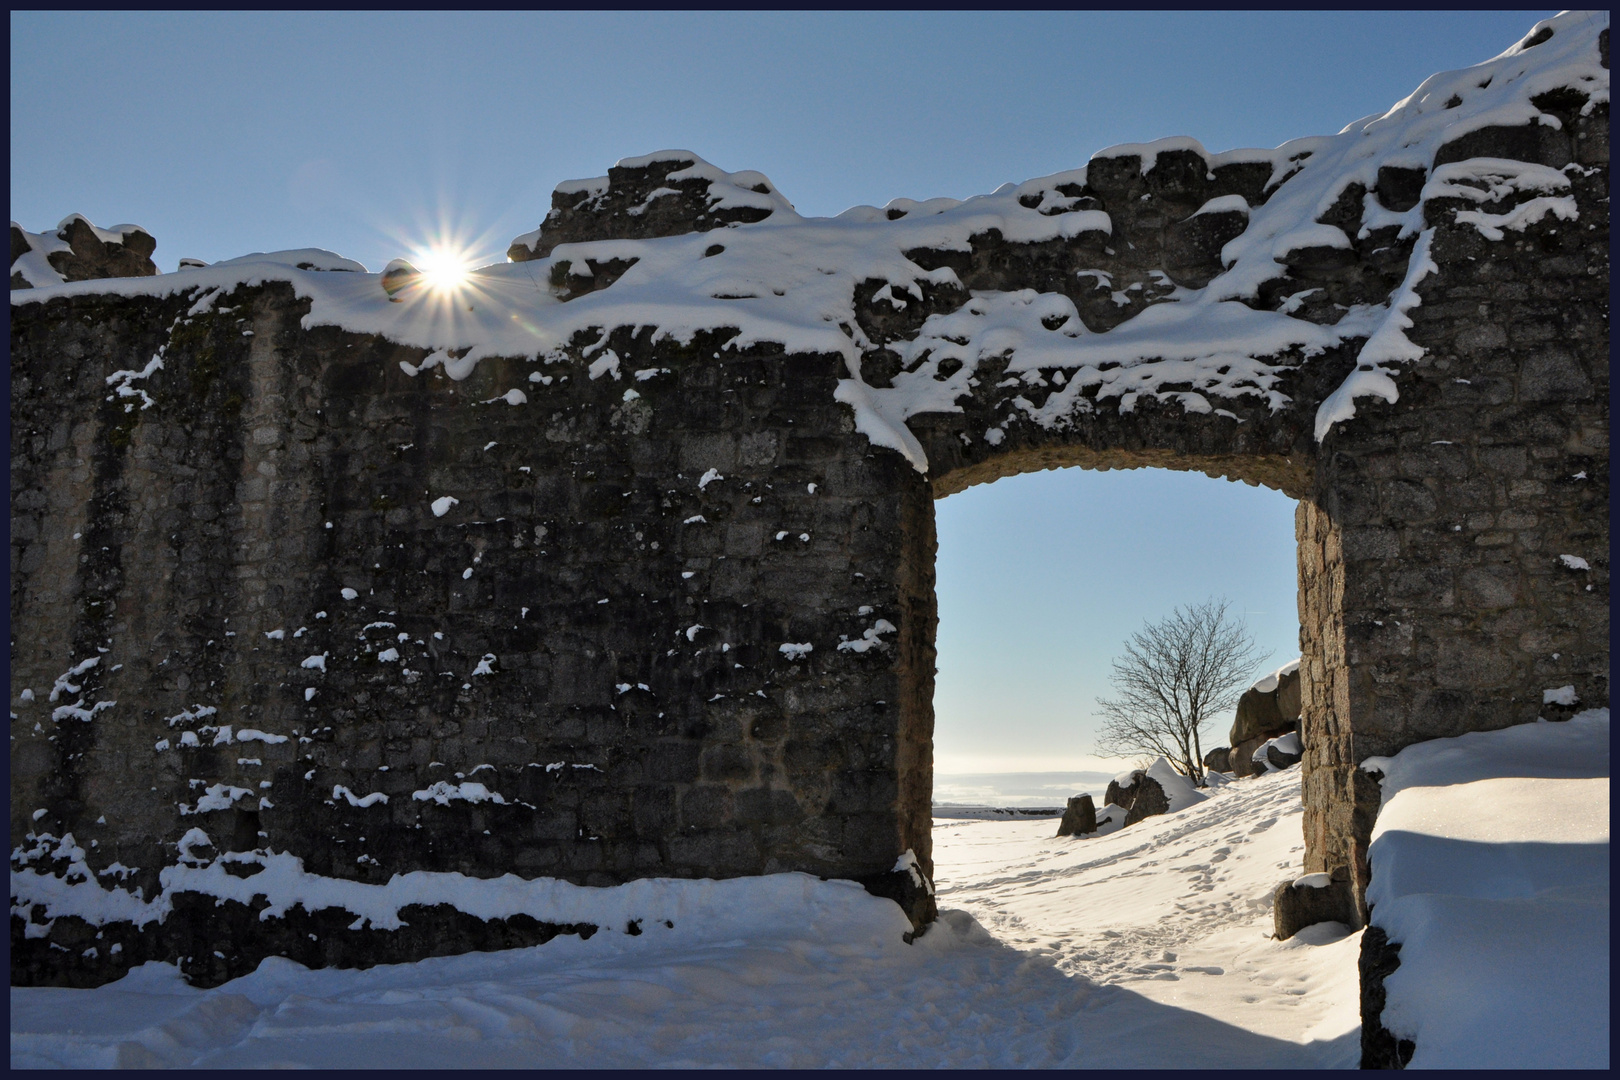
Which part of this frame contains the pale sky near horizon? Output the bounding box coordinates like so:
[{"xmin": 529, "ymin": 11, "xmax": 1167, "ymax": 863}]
[{"xmin": 12, "ymin": 11, "xmax": 1555, "ymax": 771}]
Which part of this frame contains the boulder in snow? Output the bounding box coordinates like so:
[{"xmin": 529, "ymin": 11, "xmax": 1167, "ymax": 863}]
[
  {"xmin": 1106, "ymin": 758, "xmax": 1209, "ymax": 827},
  {"xmin": 1121, "ymin": 774, "xmax": 1170, "ymax": 826},
  {"xmin": 1230, "ymin": 660, "xmax": 1302, "ymax": 777},
  {"xmin": 1254, "ymin": 730, "xmax": 1304, "ymax": 772},
  {"xmin": 1104, "ymin": 770, "xmax": 1141, "ymax": 812},
  {"xmin": 1272, "ymin": 870, "xmax": 1357, "ymax": 940},
  {"xmin": 1203, "ymin": 746, "xmax": 1231, "ymax": 773},
  {"xmin": 1055, "ymin": 794, "xmax": 1097, "ymax": 837}
]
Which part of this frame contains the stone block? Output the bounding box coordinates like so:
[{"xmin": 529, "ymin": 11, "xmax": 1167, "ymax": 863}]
[
  {"xmin": 1519, "ymin": 346, "xmax": 1594, "ymax": 402},
  {"xmin": 1055, "ymin": 795, "xmax": 1097, "ymax": 837},
  {"xmin": 1272, "ymin": 873, "xmax": 1357, "ymax": 940}
]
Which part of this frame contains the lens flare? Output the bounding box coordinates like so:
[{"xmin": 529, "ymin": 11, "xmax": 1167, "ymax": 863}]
[{"xmin": 413, "ymin": 244, "xmax": 475, "ymax": 292}]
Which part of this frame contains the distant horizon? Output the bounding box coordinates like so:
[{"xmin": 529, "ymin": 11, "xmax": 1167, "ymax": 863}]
[{"xmin": 933, "ymin": 768, "xmax": 1132, "ymax": 808}]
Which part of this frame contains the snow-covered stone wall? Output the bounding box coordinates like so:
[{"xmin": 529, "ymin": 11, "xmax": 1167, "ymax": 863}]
[{"xmin": 10, "ymin": 13, "xmax": 1609, "ymax": 986}]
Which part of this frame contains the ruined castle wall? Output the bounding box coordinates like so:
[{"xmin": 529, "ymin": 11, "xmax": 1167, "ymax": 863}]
[
  {"xmin": 11, "ymin": 290, "xmax": 935, "ymax": 984},
  {"xmin": 11, "ymin": 19, "xmax": 1609, "ymax": 987},
  {"xmin": 1302, "ymin": 134, "xmax": 1610, "ymax": 909}
]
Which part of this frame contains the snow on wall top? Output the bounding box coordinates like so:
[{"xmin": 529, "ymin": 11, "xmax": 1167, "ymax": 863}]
[
  {"xmin": 10, "ymin": 222, "xmax": 72, "ymax": 287},
  {"xmin": 507, "ymin": 149, "xmax": 799, "ymax": 259},
  {"xmin": 12, "ymin": 13, "xmax": 1608, "ymax": 473},
  {"xmin": 12, "ymin": 214, "xmax": 157, "ymax": 287}
]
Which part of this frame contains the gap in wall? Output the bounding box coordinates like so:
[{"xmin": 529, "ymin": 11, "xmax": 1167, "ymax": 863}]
[{"xmin": 931, "ymin": 464, "xmax": 1301, "ymax": 814}]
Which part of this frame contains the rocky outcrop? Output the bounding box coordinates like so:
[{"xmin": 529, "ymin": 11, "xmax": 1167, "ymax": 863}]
[
  {"xmin": 506, "ymin": 151, "xmax": 795, "ymax": 262},
  {"xmin": 1202, "ymin": 746, "xmax": 1231, "ymax": 773},
  {"xmin": 1272, "ymin": 871, "xmax": 1358, "ymax": 939},
  {"xmin": 1105, "ymin": 760, "xmax": 1205, "ymax": 829},
  {"xmin": 1230, "ymin": 663, "xmax": 1302, "ymax": 778},
  {"xmin": 1055, "ymin": 794, "xmax": 1097, "ymax": 837},
  {"xmin": 1232, "ymin": 663, "xmax": 1301, "ymax": 742},
  {"xmin": 10, "ymin": 215, "xmax": 157, "ymax": 289}
]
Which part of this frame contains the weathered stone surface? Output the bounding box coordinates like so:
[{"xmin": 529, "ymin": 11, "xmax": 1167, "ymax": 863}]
[
  {"xmin": 1231, "ymin": 667, "xmax": 1302, "ymax": 745},
  {"xmin": 1056, "ymin": 794, "xmax": 1097, "ymax": 837},
  {"xmin": 1202, "ymin": 746, "xmax": 1231, "ymax": 773},
  {"xmin": 10, "ymin": 896, "xmax": 597, "ymax": 990},
  {"xmin": 1272, "ymin": 873, "xmax": 1356, "ymax": 940},
  {"xmin": 1105, "ymin": 773, "xmax": 1141, "ymax": 813},
  {"xmin": 1230, "ymin": 667, "xmax": 1304, "ymax": 778},
  {"xmin": 506, "ymin": 152, "xmax": 789, "ymax": 262},
  {"xmin": 1121, "ymin": 775, "xmax": 1171, "ymax": 827},
  {"xmin": 9, "ymin": 41, "xmax": 1609, "ymax": 987}
]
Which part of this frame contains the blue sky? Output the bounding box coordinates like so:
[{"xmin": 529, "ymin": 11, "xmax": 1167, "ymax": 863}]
[{"xmin": 11, "ymin": 11, "xmax": 1554, "ymax": 770}]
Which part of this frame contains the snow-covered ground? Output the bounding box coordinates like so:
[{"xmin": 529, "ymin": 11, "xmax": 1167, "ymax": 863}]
[
  {"xmin": 935, "ymin": 765, "xmax": 1362, "ymax": 1066},
  {"xmin": 12, "ymin": 765, "xmax": 1360, "ymax": 1069},
  {"xmin": 12, "ymin": 714, "xmax": 1608, "ymax": 1068}
]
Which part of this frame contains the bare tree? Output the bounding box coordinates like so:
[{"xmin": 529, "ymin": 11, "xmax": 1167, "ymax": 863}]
[{"xmin": 1094, "ymin": 598, "xmax": 1268, "ymax": 785}]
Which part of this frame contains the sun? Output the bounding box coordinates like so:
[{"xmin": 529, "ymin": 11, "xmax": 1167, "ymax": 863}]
[{"xmin": 413, "ymin": 244, "xmax": 475, "ymax": 292}]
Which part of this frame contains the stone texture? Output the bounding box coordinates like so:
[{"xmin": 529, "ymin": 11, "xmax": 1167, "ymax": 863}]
[
  {"xmin": 1121, "ymin": 775, "xmax": 1171, "ymax": 827},
  {"xmin": 1202, "ymin": 746, "xmax": 1231, "ymax": 773},
  {"xmin": 1104, "ymin": 773, "xmax": 1140, "ymax": 814},
  {"xmin": 506, "ymin": 152, "xmax": 785, "ymax": 262},
  {"xmin": 1055, "ymin": 794, "xmax": 1097, "ymax": 837},
  {"xmin": 1272, "ymin": 873, "xmax": 1356, "ymax": 940},
  {"xmin": 1230, "ymin": 666, "xmax": 1303, "ymax": 778},
  {"xmin": 1359, "ymin": 925, "xmax": 1416, "ymax": 1069},
  {"xmin": 10, "ymin": 216, "xmax": 157, "ymax": 288}
]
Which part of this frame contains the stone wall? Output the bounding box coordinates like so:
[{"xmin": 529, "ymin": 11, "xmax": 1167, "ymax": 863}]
[
  {"xmin": 1300, "ymin": 146, "xmax": 1610, "ymax": 916},
  {"xmin": 11, "ymin": 288, "xmax": 943, "ymax": 983},
  {"xmin": 11, "ymin": 31, "xmax": 1609, "ymax": 986}
]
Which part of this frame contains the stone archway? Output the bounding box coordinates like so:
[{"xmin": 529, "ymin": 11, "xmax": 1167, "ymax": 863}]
[
  {"xmin": 10, "ymin": 17, "xmax": 1608, "ymax": 983},
  {"xmin": 907, "ymin": 452, "xmax": 1313, "ymax": 853}
]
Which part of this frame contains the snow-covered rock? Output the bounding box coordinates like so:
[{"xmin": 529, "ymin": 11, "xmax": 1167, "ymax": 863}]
[
  {"xmin": 1105, "ymin": 757, "xmax": 1212, "ymax": 828},
  {"xmin": 11, "ymin": 215, "xmax": 156, "ymax": 288},
  {"xmin": 1231, "ymin": 659, "xmax": 1302, "ymax": 776},
  {"xmin": 1358, "ymin": 708, "xmax": 1609, "ymax": 1069},
  {"xmin": 507, "ymin": 150, "xmax": 798, "ymax": 261},
  {"xmin": 1272, "ymin": 872, "xmax": 1356, "ymax": 941},
  {"xmin": 1252, "ymin": 730, "xmax": 1303, "ymax": 773}
]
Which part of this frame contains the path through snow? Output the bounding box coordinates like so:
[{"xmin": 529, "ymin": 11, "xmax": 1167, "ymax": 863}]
[{"xmin": 935, "ymin": 765, "xmax": 1361, "ymax": 1060}]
